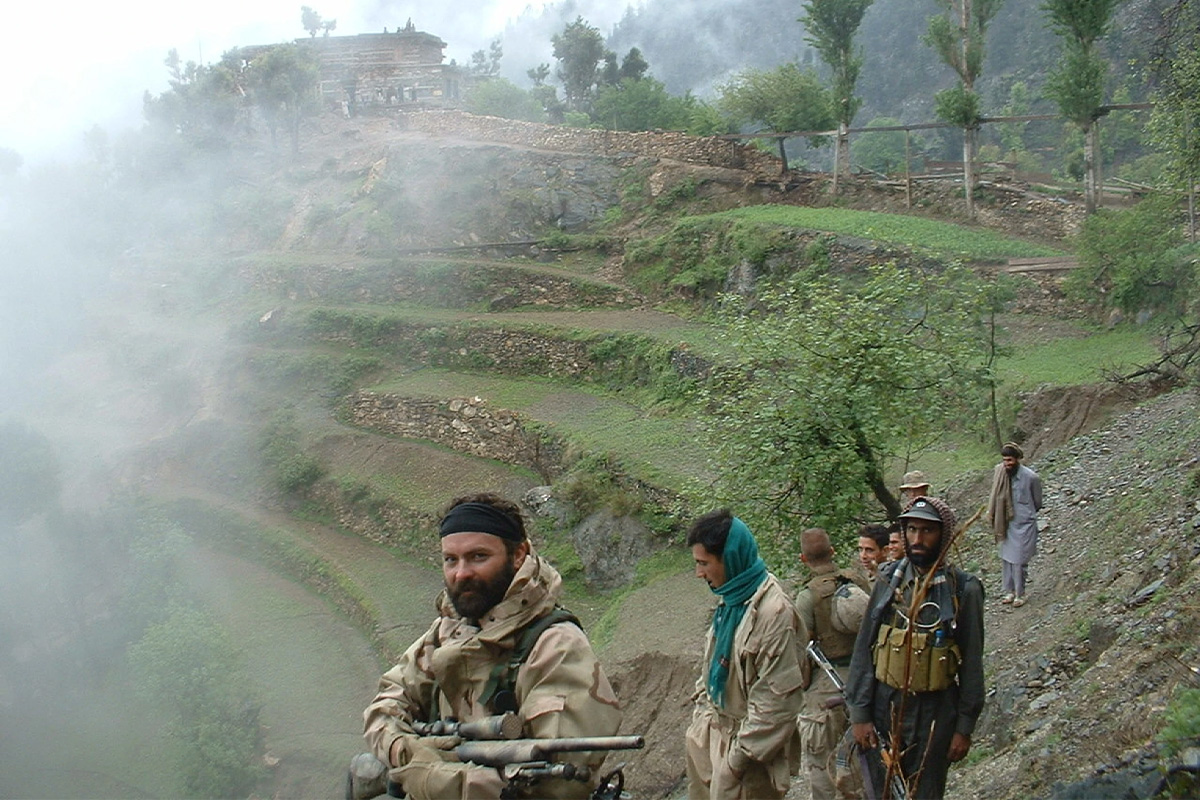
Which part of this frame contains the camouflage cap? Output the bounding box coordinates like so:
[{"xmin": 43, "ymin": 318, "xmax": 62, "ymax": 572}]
[{"xmin": 899, "ymin": 470, "xmax": 931, "ymax": 490}]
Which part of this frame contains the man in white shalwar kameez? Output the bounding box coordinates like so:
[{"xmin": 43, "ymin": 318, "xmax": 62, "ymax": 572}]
[{"xmin": 987, "ymin": 442, "xmax": 1043, "ymax": 607}]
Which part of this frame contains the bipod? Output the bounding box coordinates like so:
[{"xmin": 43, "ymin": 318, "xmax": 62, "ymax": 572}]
[{"xmin": 590, "ymin": 762, "xmax": 629, "ymax": 800}]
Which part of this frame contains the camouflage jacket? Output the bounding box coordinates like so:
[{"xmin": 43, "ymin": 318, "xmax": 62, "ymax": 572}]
[
  {"xmin": 363, "ymin": 552, "xmax": 622, "ymax": 799},
  {"xmin": 686, "ymin": 573, "xmax": 803, "ymax": 799}
]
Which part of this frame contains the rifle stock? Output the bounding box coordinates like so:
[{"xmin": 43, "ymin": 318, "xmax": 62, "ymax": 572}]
[{"xmin": 346, "ymin": 734, "xmax": 645, "ymax": 800}]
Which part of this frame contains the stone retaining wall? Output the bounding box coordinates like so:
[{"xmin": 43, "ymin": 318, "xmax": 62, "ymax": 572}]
[
  {"xmin": 345, "ymin": 391, "xmax": 684, "ymax": 512},
  {"xmin": 244, "ymin": 260, "xmax": 636, "ymax": 309},
  {"xmin": 398, "ymin": 109, "xmax": 782, "ymax": 178},
  {"xmin": 348, "ymin": 392, "xmax": 567, "ymax": 481}
]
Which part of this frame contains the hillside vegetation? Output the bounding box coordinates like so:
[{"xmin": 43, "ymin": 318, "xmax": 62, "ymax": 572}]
[{"xmin": 3, "ymin": 110, "xmax": 1196, "ymax": 800}]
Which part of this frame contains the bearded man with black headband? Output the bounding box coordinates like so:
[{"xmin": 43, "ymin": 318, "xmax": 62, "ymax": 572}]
[
  {"xmin": 844, "ymin": 497, "xmax": 985, "ymax": 800},
  {"xmin": 362, "ymin": 493, "xmax": 621, "ymax": 799}
]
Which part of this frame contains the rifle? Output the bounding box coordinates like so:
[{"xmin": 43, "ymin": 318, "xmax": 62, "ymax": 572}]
[
  {"xmin": 346, "ymin": 715, "xmax": 643, "ymax": 800},
  {"xmin": 806, "ymin": 640, "xmax": 907, "ymax": 800},
  {"xmin": 458, "ymin": 735, "xmax": 644, "ymax": 798},
  {"xmin": 410, "ymin": 711, "xmax": 523, "ymax": 740}
]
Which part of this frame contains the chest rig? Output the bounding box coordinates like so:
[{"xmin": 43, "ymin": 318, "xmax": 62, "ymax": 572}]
[
  {"xmin": 429, "ymin": 607, "xmax": 581, "ymax": 720},
  {"xmin": 871, "ymin": 560, "xmax": 964, "ymax": 693}
]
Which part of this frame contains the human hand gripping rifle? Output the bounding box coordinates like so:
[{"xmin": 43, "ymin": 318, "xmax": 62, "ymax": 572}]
[
  {"xmin": 347, "ymin": 712, "xmax": 644, "ymax": 800},
  {"xmin": 806, "ymin": 641, "xmax": 907, "ymax": 800}
]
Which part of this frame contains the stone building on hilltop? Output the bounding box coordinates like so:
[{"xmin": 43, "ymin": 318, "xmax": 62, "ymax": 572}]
[{"xmin": 302, "ymin": 19, "xmax": 463, "ymax": 114}]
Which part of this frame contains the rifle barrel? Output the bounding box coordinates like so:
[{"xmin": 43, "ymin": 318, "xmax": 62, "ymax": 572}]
[{"xmin": 456, "ymin": 735, "xmax": 645, "ymax": 768}]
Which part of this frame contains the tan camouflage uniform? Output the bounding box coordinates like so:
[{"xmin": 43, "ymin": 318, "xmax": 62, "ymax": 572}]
[
  {"xmin": 796, "ymin": 563, "xmax": 868, "ymax": 800},
  {"xmin": 686, "ymin": 573, "xmax": 804, "ymax": 800},
  {"xmin": 363, "ymin": 552, "xmax": 622, "ymax": 799}
]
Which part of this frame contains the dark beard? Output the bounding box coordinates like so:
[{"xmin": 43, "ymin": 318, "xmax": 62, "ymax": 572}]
[
  {"xmin": 447, "ymin": 559, "xmax": 517, "ymax": 621},
  {"xmin": 906, "ymin": 544, "xmax": 939, "ymax": 568}
]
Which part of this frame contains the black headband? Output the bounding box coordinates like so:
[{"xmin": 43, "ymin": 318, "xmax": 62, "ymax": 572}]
[{"xmin": 439, "ymin": 502, "xmax": 525, "ymax": 542}]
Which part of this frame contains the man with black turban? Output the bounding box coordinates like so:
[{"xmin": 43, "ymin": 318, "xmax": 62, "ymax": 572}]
[
  {"xmin": 845, "ymin": 497, "xmax": 985, "ymax": 800},
  {"xmin": 361, "ymin": 492, "xmax": 621, "ymax": 799}
]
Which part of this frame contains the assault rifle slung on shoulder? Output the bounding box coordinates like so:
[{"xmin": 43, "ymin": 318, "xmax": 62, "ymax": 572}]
[
  {"xmin": 347, "ymin": 713, "xmax": 644, "ymax": 800},
  {"xmin": 806, "ymin": 640, "xmax": 907, "ymax": 800}
]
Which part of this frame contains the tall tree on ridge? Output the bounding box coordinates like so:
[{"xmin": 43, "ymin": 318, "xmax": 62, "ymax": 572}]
[
  {"xmin": 924, "ymin": 0, "xmax": 1005, "ymax": 218},
  {"xmin": 247, "ymin": 43, "xmax": 320, "ymax": 156},
  {"xmin": 801, "ymin": 0, "xmax": 875, "ymax": 185},
  {"xmin": 552, "ymin": 17, "xmax": 606, "ymax": 114},
  {"xmin": 1043, "ymin": 0, "xmax": 1121, "ymax": 214}
]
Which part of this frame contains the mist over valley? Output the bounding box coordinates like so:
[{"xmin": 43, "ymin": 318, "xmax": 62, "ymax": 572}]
[{"xmin": 2, "ymin": 1, "xmax": 1199, "ymax": 798}]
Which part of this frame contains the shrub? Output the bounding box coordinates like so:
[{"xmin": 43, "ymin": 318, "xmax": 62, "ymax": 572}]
[
  {"xmin": 128, "ymin": 602, "xmax": 266, "ymax": 798},
  {"xmin": 1158, "ymin": 687, "xmax": 1200, "ymax": 761},
  {"xmin": 260, "ymin": 409, "xmax": 326, "ymax": 494}
]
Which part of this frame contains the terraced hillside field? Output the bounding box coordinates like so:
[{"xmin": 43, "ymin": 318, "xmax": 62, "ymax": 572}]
[{"xmin": 5, "ymin": 111, "xmax": 1173, "ymax": 800}]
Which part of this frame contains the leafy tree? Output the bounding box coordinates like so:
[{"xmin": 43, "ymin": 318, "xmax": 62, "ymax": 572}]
[
  {"xmin": 260, "ymin": 406, "xmax": 325, "ymax": 494},
  {"xmin": 980, "ymin": 274, "xmax": 1019, "ymax": 449},
  {"xmin": 143, "ymin": 48, "xmax": 248, "ymax": 146},
  {"xmin": 718, "ymin": 63, "xmax": 835, "ymax": 170},
  {"xmin": 1067, "ymin": 192, "xmax": 1195, "ymax": 317},
  {"xmin": 601, "ymin": 51, "xmax": 620, "ymax": 86},
  {"xmin": 1068, "ymin": 193, "xmax": 1200, "ymax": 385},
  {"xmin": 717, "ymin": 63, "xmax": 835, "ymax": 139},
  {"xmin": 552, "ymin": 17, "xmax": 607, "ymax": 114},
  {"xmin": 801, "ymin": 0, "xmax": 875, "ymax": 177},
  {"xmin": 526, "ymin": 63, "xmax": 551, "ymax": 86},
  {"xmin": 300, "ymin": 6, "xmax": 323, "ymax": 37},
  {"xmin": 1100, "ymin": 84, "xmax": 1145, "ymax": 172},
  {"xmin": 685, "ymin": 99, "xmax": 731, "ymax": 137},
  {"xmin": 246, "ymin": 43, "xmax": 320, "ymax": 156},
  {"xmin": 464, "ymin": 78, "xmax": 546, "ymax": 122},
  {"xmin": 850, "ymin": 117, "xmax": 914, "ymax": 174},
  {"xmin": 996, "ymin": 80, "xmax": 1031, "ymax": 158},
  {"xmin": 1042, "ymin": 0, "xmax": 1120, "ymax": 213},
  {"xmin": 924, "ymin": 0, "xmax": 1005, "ymax": 218},
  {"xmin": 703, "ymin": 262, "xmax": 991, "ymax": 560},
  {"xmin": 594, "ymin": 77, "xmax": 698, "ymax": 131},
  {"xmin": 469, "ymin": 39, "xmax": 503, "ymax": 78},
  {"xmin": 128, "ymin": 602, "xmax": 265, "ymax": 798},
  {"xmin": 1146, "ymin": 0, "xmax": 1200, "ymax": 239}
]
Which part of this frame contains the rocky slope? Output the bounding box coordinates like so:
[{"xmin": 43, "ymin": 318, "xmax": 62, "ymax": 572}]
[
  {"xmin": 601, "ymin": 389, "xmax": 1200, "ymax": 799},
  {"xmin": 947, "ymin": 388, "xmax": 1200, "ymax": 798}
]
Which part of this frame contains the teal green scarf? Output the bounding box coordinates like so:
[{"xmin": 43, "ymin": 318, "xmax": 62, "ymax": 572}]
[{"xmin": 707, "ymin": 517, "xmax": 768, "ymax": 708}]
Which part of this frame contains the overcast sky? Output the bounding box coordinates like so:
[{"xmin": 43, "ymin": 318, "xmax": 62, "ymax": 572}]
[{"xmin": 0, "ymin": 0, "xmax": 617, "ymax": 165}]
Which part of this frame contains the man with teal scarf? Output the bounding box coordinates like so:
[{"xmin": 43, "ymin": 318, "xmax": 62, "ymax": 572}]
[{"xmin": 685, "ymin": 509, "xmax": 804, "ymax": 799}]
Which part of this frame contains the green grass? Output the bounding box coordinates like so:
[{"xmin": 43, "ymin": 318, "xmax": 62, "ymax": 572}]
[
  {"xmin": 889, "ymin": 438, "xmax": 1001, "ymax": 493},
  {"xmin": 707, "ymin": 205, "xmax": 1066, "ymax": 260},
  {"xmin": 367, "ymin": 369, "xmax": 710, "ymax": 485},
  {"xmin": 587, "ymin": 547, "xmax": 694, "ymax": 650},
  {"xmin": 886, "ymin": 328, "xmax": 1159, "ymax": 485},
  {"xmin": 333, "ymin": 450, "xmax": 537, "ymax": 516},
  {"xmin": 997, "ymin": 328, "xmax": 1158, "ymax": 387}
]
